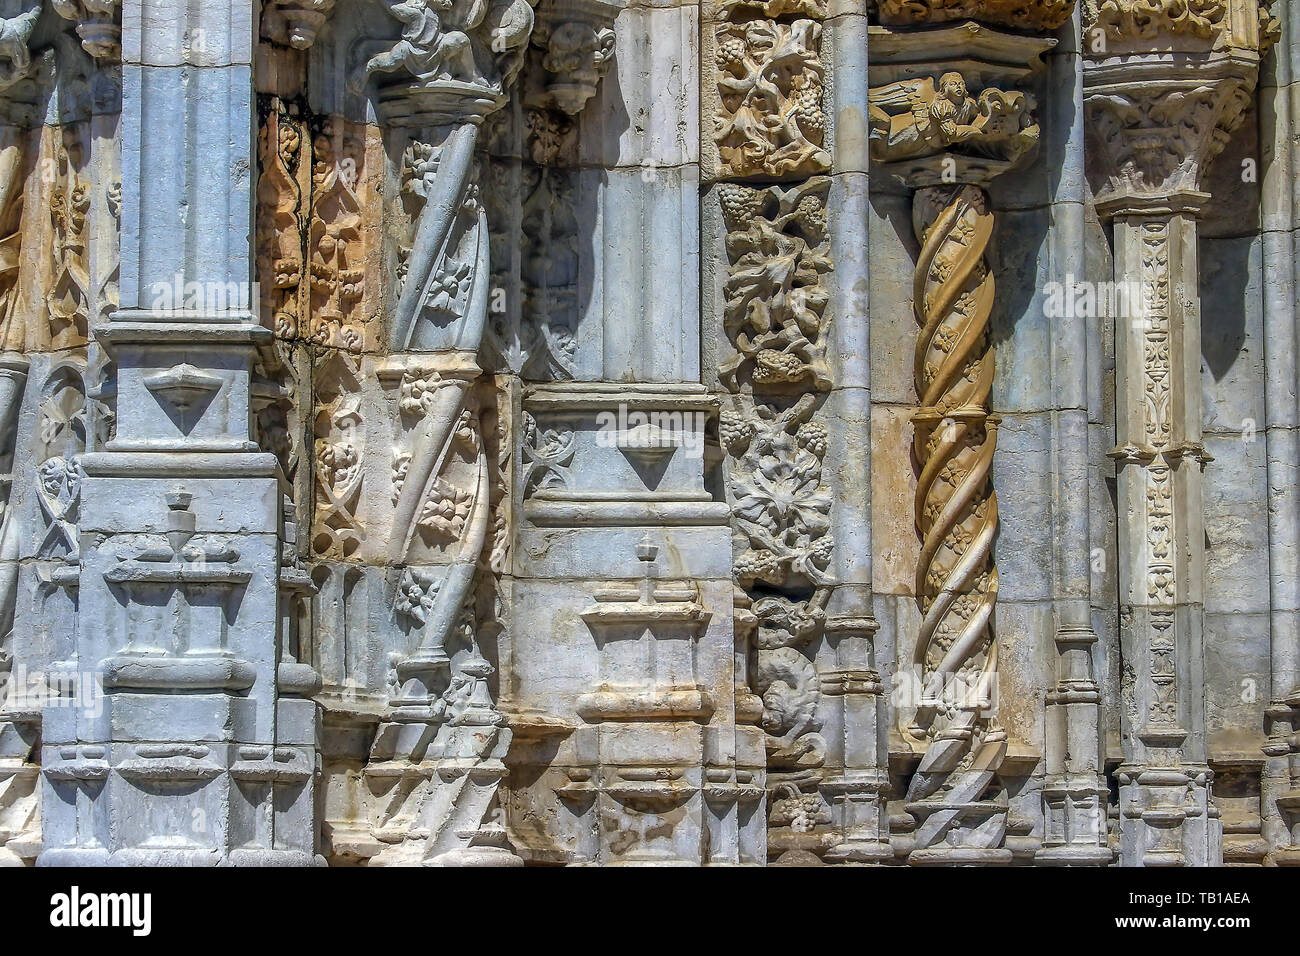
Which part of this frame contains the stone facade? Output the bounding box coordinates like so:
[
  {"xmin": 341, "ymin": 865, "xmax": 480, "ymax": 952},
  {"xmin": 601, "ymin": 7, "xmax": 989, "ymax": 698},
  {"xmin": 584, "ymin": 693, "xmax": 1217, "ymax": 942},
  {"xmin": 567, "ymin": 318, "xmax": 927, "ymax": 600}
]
[{"xmin": 0, "ymin": 0, "xmax": 1292, "ymax": 867}]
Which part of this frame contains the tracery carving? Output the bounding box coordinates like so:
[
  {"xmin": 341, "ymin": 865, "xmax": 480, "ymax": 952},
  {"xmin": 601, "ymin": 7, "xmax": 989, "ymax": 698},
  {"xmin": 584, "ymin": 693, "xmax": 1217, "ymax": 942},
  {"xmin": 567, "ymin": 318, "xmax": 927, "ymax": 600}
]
[
  {"xmin": 34, "ymin": 367, "xmax": 87, "ymax": 563},
  {"xmin": 311, "ymin": 352, "xmax": 364, "ymax": 559},
  {"xmin": 714, "ymin": 18, "xmax": 829, "ymax": 179},
  {"xmin": 309, "ymin": 124, "xmax": 367, "ymax": 350},
  {"xmin": 521, "ymin": 410, "xmax": 574, "ymax": 496},
  {"xmin": 48, "ymin": 137, "xmax": 91, "ymax": 350}
]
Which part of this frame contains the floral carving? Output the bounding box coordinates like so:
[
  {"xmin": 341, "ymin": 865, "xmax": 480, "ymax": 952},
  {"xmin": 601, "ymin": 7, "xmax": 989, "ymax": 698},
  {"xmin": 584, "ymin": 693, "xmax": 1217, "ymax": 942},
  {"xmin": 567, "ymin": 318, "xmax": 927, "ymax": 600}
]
[
  {"xmin": 395, "ymin": 567, "xmax": 439, "ymax": 625},
  {"xmin": 1085, "ymin": 0, "xmax": 1225, "ymax": 42},
  {"xmin": 718, "ymin": 178, "xmax": 830, "ymax": 392},
  {"xmin": 714, "ymin": 19, "xmax": 829, "ymax": 179},
  {"xmin": 257, "ymin": 100, "xmax": 305, "ymax": 341},
  {"xmin": 723, "ymin": 395, "xmax": 832, "ymax": 589},
  {"xmin": 418, "ymin": 477, "xmax": 473, "ymax": 540},
  {"xmin": 1085, "ymin": 81, "xmax": 1254, "ymax": 200},
  {"xmin": 876, "ymin": 0, "xmax": 1073, "ymax": 30}
]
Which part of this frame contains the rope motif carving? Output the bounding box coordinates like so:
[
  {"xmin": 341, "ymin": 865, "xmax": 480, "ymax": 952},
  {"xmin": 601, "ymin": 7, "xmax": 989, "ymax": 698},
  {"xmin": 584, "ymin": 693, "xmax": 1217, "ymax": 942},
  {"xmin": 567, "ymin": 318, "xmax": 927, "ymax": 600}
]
[{"xmin": 906, "ymin": 184, "xmax": 1006, "ymax": 826}]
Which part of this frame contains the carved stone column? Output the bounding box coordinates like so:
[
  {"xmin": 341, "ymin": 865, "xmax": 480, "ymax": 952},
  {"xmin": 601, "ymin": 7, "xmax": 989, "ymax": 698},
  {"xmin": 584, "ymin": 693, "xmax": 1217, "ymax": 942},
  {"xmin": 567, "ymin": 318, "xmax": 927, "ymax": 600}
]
[
  {"xmin": 1083, "ymin": 0, "xmax": 1276, "ymax": 867},
  {"xmin": 1259, "ymin": 0, "xmax": 1300, "ymax": 867},
  {"xmin": 869, "ymin": 20, "xmax": 1054, "ymax": 865},
  {"xmin": 350, "ymin": 0, "xmax": 535, "ymax": 867},
  {"xmin": 503, "ymin": 0, "xmax": 758, "ymax": 864}
]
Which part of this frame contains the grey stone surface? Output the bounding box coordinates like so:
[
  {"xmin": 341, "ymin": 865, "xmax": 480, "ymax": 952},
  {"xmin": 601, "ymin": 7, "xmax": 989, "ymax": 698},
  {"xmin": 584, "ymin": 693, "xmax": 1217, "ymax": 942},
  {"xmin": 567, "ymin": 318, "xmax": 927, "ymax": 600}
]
[{"xmin": 0, "ymin": 0, "xmax": 1293, "ymax": 868}]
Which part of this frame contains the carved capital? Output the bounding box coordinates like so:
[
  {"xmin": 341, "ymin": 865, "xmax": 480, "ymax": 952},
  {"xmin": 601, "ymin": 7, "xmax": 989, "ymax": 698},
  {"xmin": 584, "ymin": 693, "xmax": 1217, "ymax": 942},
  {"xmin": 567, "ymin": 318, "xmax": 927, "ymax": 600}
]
[
  {"xmin": 0, "ymin": 2, "xmax": 39, "ymax": 92},
  {"xmin": 531, "ymin": 0, "xmax": 621, "ymax": 116},
  {"xmin": 867, "ymin": 23, "xmax": 1053, "ymax": 189},
  {"xmin": 1082, "ymin": 0, "xmax": 1276, "ymax": 212},
  {"xmin": 1085, "ymin": 74, "xmax": 1254, "ymax": 211},
  {"xmin": 869, "ymin": 71, "xmax": 1039, "ymax": 185},
  {"xmin": 355, "ymin": 0, "xmax": 538, "ymax": 123},
  {"xmin": 261, "ymin": 0, "xmax": 338, "ymax": 51}
]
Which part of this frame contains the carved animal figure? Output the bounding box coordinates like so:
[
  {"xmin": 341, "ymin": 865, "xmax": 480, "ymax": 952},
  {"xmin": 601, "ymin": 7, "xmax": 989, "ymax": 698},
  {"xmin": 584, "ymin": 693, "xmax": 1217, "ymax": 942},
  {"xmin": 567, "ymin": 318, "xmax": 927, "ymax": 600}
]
[
  {"xmin": 0, "ymin": 3, "xmax": 39, "ymax": 90},
  {"xmin": 359, "ymin": 0, "xmax": 483, "ymax": 86}
]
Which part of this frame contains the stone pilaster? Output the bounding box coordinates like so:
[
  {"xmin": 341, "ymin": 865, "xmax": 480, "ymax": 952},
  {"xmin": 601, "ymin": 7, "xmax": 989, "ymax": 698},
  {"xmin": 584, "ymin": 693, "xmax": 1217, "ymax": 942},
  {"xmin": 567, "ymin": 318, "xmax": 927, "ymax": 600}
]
[
  {"xmin": 36, "ymin": 0, "xmax": 321, "ymax": 866},
  {"xmin": 1082, "ymin": 0, "xmax": 1276, "ymax": 867},
  {"xmin": 1037, "ymin": 4, "xmax": 1110, "ymax": 866}
]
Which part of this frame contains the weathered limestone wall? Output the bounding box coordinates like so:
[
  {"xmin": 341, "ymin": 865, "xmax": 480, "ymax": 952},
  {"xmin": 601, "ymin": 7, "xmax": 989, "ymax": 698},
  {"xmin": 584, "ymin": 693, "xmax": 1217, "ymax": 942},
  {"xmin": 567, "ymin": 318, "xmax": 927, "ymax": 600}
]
[{"xmin": 0, "ymin": 0, "xmax": 1295, "ymax": 867}]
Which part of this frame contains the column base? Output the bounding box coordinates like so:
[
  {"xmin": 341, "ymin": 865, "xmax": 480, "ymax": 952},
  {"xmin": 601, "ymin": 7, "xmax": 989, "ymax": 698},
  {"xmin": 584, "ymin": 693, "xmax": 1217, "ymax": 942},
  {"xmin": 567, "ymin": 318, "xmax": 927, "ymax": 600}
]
[
  {"xmin": 1034, "ymin": 844, "xmax": 1114, "ymax": 866},
  {"xmin": 909, "ymin": 846, "xmax": 1013, "ymax": 866}
]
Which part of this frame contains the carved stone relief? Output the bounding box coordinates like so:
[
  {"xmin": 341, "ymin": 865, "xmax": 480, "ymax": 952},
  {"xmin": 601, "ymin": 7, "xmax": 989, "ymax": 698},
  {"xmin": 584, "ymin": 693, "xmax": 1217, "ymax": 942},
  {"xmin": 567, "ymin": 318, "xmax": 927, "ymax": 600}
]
[{"xmin": 713, "ymin": 18, "xmax": 829, "ymax": 180}]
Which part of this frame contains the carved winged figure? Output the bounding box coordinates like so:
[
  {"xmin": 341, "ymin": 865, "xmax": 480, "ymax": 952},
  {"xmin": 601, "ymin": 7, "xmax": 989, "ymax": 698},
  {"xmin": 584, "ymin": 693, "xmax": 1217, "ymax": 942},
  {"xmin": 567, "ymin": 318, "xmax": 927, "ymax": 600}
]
[
  {"xmin": 869, "ymin": 72, "xmax": 1038, "ymax": 166},
  {"xmin": 869, "ymin": 73, "xmax": 982, "ymax": 161}
]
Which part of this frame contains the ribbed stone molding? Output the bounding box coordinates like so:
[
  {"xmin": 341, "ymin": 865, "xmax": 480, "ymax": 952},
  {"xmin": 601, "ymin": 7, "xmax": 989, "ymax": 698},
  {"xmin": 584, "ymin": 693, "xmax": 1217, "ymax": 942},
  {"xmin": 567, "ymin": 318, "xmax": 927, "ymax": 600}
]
[{"xmin": 1083, "ymin": 0, "xmax": 1277, "ymax": 867}]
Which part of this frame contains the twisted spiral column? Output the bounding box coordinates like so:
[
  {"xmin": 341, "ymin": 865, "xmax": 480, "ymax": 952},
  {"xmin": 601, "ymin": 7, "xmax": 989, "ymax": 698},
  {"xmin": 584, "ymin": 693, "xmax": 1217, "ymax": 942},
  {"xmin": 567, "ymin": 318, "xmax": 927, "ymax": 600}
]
[{"xmin": 905, "ymin": 184, "xmax": 1008, "ymax": 856}]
